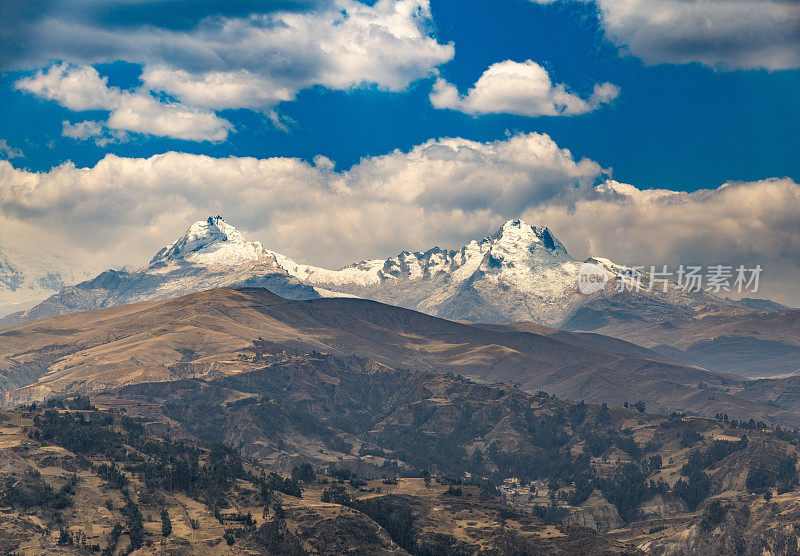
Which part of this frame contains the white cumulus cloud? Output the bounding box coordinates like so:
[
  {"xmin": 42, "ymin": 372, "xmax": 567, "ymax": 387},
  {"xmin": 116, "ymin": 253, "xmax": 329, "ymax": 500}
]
[
  {"xmin": 12, "ymin": 0, "xmax": 454, "ymax": 140},
  {"xmin": 17, "ymin": 64, "xmax": 232, "ymax": 141},
  {"xmin": 532, "ymin": 0, "xmax": 800, "ymax": 71},
  {"xmin": 61, "ymin": 120, "xmax": 128, "ymax": 146},
  {"xmin": 430, "ymin": 60, "xmax": 619, "ymax": 117},
  {"xmin": 62, "ymin": 121, "xmax": 104, "ymax": 141},
  {"xmin": 131, "ymin": 0, "xmax": 455, "ymax": 109}
]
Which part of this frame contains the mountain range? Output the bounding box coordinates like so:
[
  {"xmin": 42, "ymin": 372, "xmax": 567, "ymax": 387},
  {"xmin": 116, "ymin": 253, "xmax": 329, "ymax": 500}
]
[
  {"xmin": 7, "ymin": 215, "xmax": 793, "ymax": 378},
  {"xmin": 0, "ymin": 217, "xmax": 325, "ymax": 328},
  {"xmin": 0, "ymin": 215, "xmax": 750, "ymax": 332},
  {"xmin": 2, "ymin": 219, "xmax": 800, "ymax": 553}
]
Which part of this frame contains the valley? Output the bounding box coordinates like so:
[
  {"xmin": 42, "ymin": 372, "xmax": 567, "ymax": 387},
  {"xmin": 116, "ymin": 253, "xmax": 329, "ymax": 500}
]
[
  {"xmin": 2, "ymin": 344, "xmax": 799, "ymax": 554},
  {"xmin": 594, "ymin": 309, "xmax": 800, "ymax": 378}
]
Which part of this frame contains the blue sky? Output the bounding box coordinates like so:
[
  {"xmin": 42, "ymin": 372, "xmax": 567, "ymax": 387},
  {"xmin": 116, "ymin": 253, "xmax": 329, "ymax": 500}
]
[
  {"xmin": 1, "ymin": 0, "xmax": 800, "ymax": 306},
  {"xmin": 1, "ymin": 0, "xmax": 797, "ymax": 190}
]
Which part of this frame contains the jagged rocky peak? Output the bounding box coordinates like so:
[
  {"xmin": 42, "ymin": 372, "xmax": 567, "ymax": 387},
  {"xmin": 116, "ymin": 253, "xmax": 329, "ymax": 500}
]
[
  {"xmin": 295, "ymin": 217, "xmax": 575, "ymax": 284},
  {"xmin": 149, "ymin": 215, "xmax": 269, "ymax": 267},
  {"xmin": 483, "ymin": 218, "xmax": 569, "ymax": 258}
]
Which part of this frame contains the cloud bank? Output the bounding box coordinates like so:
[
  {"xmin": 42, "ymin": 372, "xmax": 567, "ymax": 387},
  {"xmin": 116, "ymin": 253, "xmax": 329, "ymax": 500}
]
[
  {"xmin": 0, "ymin": 133, "xmax": 798, "ymax": 304},
  {"xmin": 531, "ymin": 178, "xmax": 800, "ymax": 302},
  {"xmin": 0, "ymin": 133, "xmax": 601, "ymax": 268}
]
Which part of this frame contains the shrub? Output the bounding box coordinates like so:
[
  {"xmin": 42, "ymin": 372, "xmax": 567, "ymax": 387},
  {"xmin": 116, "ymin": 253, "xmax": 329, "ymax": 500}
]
[
  {"xmin": 446, "ymin": 485, "xmax": 463, "ymax": 497},
  {"xmin": 674, "ymin": 469, "xmax": 710, "ymax": 511},
  {"xmin": 680, "ymin": 429, "xmax": 703, "ymax": 447}
]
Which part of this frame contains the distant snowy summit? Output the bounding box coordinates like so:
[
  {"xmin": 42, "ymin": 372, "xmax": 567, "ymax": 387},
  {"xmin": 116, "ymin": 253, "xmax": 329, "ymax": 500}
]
[
  {"xmin": 0, "ymin": 216, "xmax": 323, "ymax": 328},
  {"xmin": 272, "ymin": 218, "xmax": 740, "ymax": 327},
  {"xmin": 277, "ymin": 219, "xmax": 569, "ymax": 286},
  {"xmin": 272, "ymin": 219, "xmax": 582, "ymax": 324},
  {"xmin": 0, "ymin": 241, "xmax": 94, "ymax": 319},
  {"xmin": 0, "ymin": 216, "xmax": 745, "ymax": 329}
]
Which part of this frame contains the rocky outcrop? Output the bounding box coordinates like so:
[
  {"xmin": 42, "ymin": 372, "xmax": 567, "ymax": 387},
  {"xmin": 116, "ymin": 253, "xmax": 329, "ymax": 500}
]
[{"xmin": 565, "ymin": 490, "xmax": 625, "ymax": 533}]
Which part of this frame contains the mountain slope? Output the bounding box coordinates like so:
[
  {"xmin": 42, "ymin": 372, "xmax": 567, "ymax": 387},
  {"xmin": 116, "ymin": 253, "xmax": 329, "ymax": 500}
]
[
  {"xmin": 5, "ymin": 352, "xmax": 799, "ymax": 555},
  {"xmin": 594, "ymin": 310, "xmax": 800, "ymax": 378},
  {"xmin": 1, "ymin": 286, "xmax": 798, "ymax": 426},
  {"xmin": 0, "ymin": 382, "xmax": 647, "ymax": 555}
]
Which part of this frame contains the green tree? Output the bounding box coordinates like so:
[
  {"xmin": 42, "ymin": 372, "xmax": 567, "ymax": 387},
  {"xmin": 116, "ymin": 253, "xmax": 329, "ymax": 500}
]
[
  {"xmin": 746, "ymin": 466, "xmax": 776, "ymax": 494},
  {"xmin": 321, "ymin": 484, "xmax": 351, "ymax": 506},
  {"xmin": 674, "ymin": 469, "xmax": 710, "ymax": 511},
  {"xmin": 291, "ymin": 463, "xmax": 316, "ymax": 483},
  {"xmin": 161, "ymin": 508, "xmax": 172, "ymax": 537}
]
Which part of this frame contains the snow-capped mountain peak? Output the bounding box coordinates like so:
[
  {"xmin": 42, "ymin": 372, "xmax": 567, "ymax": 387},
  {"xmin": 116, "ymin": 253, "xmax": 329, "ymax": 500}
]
[
  {"xmin": 149, "ymin": 216, "xmax": 269, "ymax": 267},
  {"xmin": 481, "ymin": 218, "xmax": 569, "ymax": 263},
  {"xmin": 492, "ymin": 218, "xmax": 551, "ymax": 243},
  {"xmin": 274, "ymin": 218, "xmax": 576, "ymax": 289},
  {"xmin": 0, "ymin": 216, "xmax": 323, "ymax": 327},
  {"xmin": 264, "ymin": 216, "xmax": 741, "ymax": 326},
  {"xmin": 265, "ymin": 218, "xmax": 585, "ymax": 324}
]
